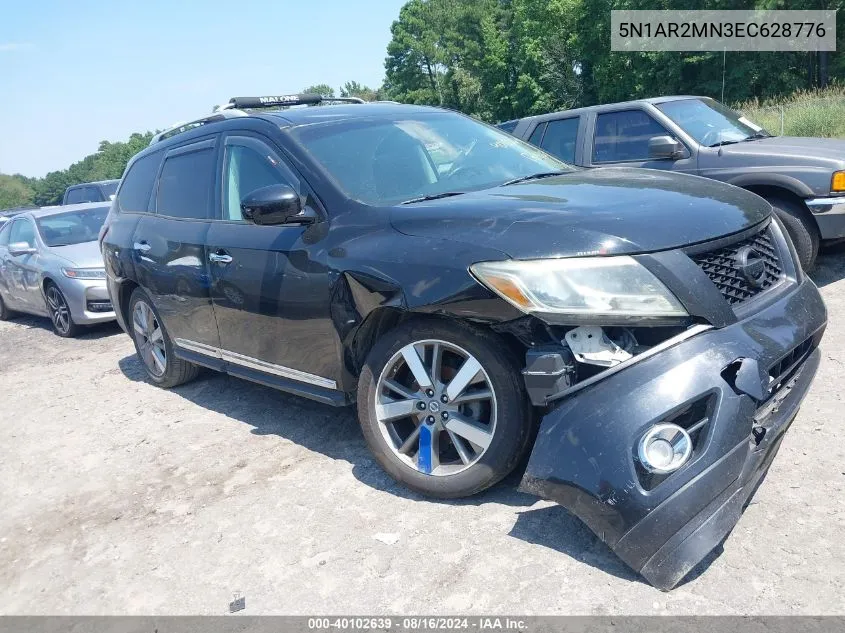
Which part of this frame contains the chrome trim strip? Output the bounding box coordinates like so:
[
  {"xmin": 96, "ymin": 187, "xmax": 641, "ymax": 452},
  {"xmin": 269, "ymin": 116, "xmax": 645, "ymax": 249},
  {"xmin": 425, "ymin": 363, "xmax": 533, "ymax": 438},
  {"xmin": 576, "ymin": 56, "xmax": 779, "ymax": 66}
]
[
  {"xmin": 172, "ymin": 337, "xmax": 336, "ymax": 390},
  {"xmin": 221, "ymin": 349, "xmax": 337, "ymax": 390},
  {"xmin": 547, "ymin": 324, "xmax": 713, "ymax": 403},
  {"xmin": 805, "ymin": 196, "xmax": 845, "ymax": 214},
  {"xmin": 174, "ymin": 338, "xmax": 222, "ymax": 359}
]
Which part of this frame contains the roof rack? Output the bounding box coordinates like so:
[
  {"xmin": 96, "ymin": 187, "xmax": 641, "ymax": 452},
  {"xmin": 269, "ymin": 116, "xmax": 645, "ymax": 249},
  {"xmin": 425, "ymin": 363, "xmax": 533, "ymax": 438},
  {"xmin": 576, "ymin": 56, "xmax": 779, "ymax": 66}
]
[{"xmin": 149, "ymin": 93, "xmax": 366, "ymax": 145}]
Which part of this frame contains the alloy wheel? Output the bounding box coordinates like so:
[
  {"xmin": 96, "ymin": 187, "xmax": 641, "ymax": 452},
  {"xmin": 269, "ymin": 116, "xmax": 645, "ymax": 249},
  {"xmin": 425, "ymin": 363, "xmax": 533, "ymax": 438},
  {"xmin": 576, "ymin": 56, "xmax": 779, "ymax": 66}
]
[
  {"xmin": 132, "ymin": 300, "xmax": 167, "ymax": 376},
  {"xmin": 374, "ymin": 339, "xmax": 497, "ymax": 476},
  {"xmin": 46, "ymin": 286, "xmax": 71, "ymax": 335}
]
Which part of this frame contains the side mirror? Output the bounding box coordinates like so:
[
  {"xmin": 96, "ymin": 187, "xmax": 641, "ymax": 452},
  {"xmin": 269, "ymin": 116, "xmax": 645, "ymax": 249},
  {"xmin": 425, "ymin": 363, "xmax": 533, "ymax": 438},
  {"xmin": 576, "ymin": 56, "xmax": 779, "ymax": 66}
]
[
  {"xmin": 8, "ymin": 241, "xmax": 36, "ymax": 256},
  {"xmin": 648, "ymin": 135, "xmax": 687, "ymax": 160},
  {"xmin": 240, "ymin": 184, "xmax": 313, "ymax": 226}
]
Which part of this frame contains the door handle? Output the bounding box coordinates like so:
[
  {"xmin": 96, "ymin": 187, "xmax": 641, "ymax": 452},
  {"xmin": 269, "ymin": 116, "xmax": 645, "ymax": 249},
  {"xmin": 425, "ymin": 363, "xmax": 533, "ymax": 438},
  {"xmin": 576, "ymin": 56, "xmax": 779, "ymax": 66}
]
[
  {"xmin": 209, "ymin": 252, "xmax": 233, "ymax": 265},
  {"xmin": 133, "ymin": 241, "xmax": 151, "ymax": 253}
]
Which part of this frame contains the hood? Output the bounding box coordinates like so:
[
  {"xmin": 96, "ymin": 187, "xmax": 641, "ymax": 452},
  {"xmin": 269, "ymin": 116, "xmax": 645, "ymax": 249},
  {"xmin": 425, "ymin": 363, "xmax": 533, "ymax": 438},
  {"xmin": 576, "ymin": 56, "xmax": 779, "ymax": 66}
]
[
  {"xmin": 48, "ymin": 240, "xmax": 104, "ymax": 268},
  {"xmin": 719, "ymin": 136, "xmax": 845, "ymax": 167},
  {"xmin": 390, "ymin": 168, "xmax": 771, "ymax": 259}
]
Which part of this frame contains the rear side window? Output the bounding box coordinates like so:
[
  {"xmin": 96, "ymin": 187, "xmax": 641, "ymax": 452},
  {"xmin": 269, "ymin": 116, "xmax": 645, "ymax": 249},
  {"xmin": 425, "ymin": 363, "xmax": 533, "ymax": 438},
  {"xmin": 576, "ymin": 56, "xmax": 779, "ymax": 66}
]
[
  {"xmin": 540, "ymin": 117, "xmax": 579, "ymax": 164},
  {"xmin": 593, "ymin": 110, "xmax": 669, "ymax": 163},
  {"xmin": 528, "ymin": 122, "xmax": 547, "ymax": 146},
  {"xmin": 64, "ymin": 188, "xmax": 86, "ymax": 204},
  {"xmin": 118, "ymin": 152, "xmax": 163, "ymax": 213},
  {"xmin": 156, "ymin": 148, "xmax": 215, "ymax": 220}
]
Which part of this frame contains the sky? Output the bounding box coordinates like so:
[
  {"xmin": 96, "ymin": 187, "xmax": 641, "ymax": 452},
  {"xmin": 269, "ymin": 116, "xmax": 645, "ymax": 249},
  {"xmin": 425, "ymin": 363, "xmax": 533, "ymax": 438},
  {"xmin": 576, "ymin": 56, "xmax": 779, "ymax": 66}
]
[{"xmin": 0, "ymin": 0, "xmax": 407, "ymax": 178}]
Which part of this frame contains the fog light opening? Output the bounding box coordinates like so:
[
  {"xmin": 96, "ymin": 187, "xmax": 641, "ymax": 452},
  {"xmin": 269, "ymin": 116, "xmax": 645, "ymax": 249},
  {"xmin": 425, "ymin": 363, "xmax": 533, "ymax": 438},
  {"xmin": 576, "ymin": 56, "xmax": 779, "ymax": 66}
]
[{"xmin": 638, "ymin": 423, "xmax": 692, "ymax": 474}]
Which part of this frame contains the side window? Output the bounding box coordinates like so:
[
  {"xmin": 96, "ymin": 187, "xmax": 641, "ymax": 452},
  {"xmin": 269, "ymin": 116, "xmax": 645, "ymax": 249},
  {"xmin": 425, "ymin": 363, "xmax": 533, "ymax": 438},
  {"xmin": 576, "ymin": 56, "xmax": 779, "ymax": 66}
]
[
  {"xmin": 118, "ymin": 151, "xmax": 163, "ymax": 213},
  {"xmin": 540, "ymin": 118, "xmax": 580, "ymax": 164},
  {"xmin": 10, "ymin": 219, "xmax": 35, "ymax": 246},
  {"xmin": 64, "ymin": 188, "xmax": 85, "ymax": 205},
  {"xmin": 527, "ymin": 123, "xmax": 547, "ymax": 147},
  {"xmin": 0, "ymin": 221, "xmax": 12, "ymax": 246},
  {"xmin": 156, "ymin": 147, "xmax": 216, "ymax": 220},
  {"xmin": 222, "ymin": 140, "xmax": 297, "ymax": 221},
  {"xmin": 593, "ymin": 110, "xmax": 671, "ymax": 163},
  {"xmin": 83, "ymin": 186, "xmax": 104, "ymax": 202}
]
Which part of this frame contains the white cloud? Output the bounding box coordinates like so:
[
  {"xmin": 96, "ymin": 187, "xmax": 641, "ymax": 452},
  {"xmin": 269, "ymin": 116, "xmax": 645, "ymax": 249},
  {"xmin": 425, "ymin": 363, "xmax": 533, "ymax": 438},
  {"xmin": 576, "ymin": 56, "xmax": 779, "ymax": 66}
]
[{"xmin": 0, "ymin": 42, "xmax": 34, "ymax": 52}]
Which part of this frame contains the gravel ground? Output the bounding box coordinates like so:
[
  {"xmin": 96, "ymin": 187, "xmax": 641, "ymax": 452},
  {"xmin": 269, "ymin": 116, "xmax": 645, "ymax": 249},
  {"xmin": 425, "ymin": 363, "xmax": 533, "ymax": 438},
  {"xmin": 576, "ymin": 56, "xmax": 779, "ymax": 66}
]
[{"xmin": 1, "ymin": 247, "xmax": 844, "ymax": 615}]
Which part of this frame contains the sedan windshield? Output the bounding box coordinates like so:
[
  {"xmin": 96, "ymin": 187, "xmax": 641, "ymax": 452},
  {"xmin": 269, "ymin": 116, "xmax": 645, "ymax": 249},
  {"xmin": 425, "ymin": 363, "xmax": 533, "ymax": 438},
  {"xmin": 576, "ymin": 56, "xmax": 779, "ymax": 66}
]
[
  {"xmin": 291, "ymin": 111, "xmax": 573, "ymax": 206},
  {"xmin": 36, "ymin": 206, "xmax": 109, "ymax": 247},
  {"xmin": 656, "ymin": 98, "xmax": 771, "ymax": 147}
]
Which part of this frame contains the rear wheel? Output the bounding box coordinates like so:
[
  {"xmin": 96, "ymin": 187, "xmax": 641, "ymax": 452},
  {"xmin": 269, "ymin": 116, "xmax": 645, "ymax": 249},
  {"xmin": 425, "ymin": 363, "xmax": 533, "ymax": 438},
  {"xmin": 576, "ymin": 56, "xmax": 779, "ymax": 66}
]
[
  {"xmin": 129, "ymin": 288, "xmax": 199, "ymax": 388},
  {"xmin": 0, "ymin": 292, "xmax": 13, "ymax": 321},
  {"xmin": 765, "ymin": 196, "xmax": 819, "ymax": 271},
  {"xmin": 357, "ymin": 318, "xmax": 532, "ymax": 498},
  {"xmin": 45, "ymin": 283, "xmax": 81, "ymax": 338}
]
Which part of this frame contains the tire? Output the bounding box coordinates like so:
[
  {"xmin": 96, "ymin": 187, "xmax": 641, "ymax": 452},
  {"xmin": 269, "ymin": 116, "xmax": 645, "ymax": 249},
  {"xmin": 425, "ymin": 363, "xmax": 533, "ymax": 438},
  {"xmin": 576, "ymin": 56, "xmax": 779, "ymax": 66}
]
[
  {"xmin": 44, "ymin": 282, "xmax": 82, "ymax": 338},
  {"xmin": 0, "ymin": 292, "xmax": 13, "ymax": 321},
  {"xmin": 128, "ymin": 287, "xmax": 199, "ymax": 388},
  {"xmin": 765, "ymin": 196, "xmax": 819, "ymax": 272},
  {"xmin": 357, "ymin": 317, "xmax": 533, "ymax": 499}
]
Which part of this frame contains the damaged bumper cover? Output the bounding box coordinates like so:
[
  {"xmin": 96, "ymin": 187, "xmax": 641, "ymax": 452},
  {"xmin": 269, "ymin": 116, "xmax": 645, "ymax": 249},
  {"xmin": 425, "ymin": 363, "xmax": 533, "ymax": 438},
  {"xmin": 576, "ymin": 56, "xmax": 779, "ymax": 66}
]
[{"xmin": 519, "ymin": 277, "xmax": 826, "ymax": 591}]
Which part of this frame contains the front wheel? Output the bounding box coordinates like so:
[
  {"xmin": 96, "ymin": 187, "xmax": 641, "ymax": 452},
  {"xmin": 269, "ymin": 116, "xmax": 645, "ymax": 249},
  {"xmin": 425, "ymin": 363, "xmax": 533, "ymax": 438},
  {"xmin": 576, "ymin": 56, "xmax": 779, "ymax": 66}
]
[
  {"xmin": 45, "ymin": 283, "xmax": 81, "ymax": 338},
  {"xmin": 765, "ymin": 196, "xmax": 819, "ymax": 271},
  {"xmin": 357, "ymin": 318, "xmax": 533, "ymax": 498}
]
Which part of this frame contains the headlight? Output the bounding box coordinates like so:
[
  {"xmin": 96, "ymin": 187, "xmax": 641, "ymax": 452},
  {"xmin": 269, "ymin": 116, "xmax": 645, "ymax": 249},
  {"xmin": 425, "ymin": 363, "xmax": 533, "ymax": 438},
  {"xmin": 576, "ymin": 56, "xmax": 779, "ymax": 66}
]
[
  {"xmin": 470, "ymin": 256, "xmax": 687, "ymax": 318},
  {"xmin": 62, "ymin": 267, "xmax": 106, "ymax": 280},
  {"xmin": 832, "ymin": 171, "xmax": 845, "ymax": 192}
]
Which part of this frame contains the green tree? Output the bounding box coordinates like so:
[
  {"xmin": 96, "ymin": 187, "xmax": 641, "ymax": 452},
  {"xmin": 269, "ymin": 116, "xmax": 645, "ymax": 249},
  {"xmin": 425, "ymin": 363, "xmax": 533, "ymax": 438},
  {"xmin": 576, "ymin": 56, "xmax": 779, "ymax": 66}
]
[
  {"xmin": 0, "ymin": 174, "xmax": 35, "ymax": 210},
  {"xmin": 340, "ymin": 80, "xmax": 381, "ymax": 101},
  {"xmin": 302, "ymin": 84, "xmax": 336, "ymax": 98}
]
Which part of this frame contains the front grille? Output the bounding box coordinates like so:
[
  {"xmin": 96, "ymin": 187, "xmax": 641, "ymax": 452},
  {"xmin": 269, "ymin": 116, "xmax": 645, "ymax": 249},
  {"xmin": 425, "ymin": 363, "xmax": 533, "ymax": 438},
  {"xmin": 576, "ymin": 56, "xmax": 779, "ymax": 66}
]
[
  {"xmin": 768, "ymin": 336, "xmax": 814, "ymax": 390},
  {"xmin": 691, "ymin": 228, "xmax": 783, "ymax": 307}
]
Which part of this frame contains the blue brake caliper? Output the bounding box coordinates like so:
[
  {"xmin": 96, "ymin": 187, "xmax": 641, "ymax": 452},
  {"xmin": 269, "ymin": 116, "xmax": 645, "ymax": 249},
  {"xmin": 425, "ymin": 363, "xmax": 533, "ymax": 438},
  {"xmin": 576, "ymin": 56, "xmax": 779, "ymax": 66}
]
[{"xmin": 417, "ymin": 425, "xmax": 433, "ymax": 474}]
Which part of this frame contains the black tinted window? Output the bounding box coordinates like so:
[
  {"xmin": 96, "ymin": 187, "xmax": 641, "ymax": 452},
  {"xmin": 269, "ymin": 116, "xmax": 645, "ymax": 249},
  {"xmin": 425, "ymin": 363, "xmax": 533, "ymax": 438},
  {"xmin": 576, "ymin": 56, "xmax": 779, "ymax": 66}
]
[
  {"xmin": 593, "ymin": 110, "xmax": 669, "ymax": 162},
  {"xmin": 540, "ymin": 118, "xmax": 579, "ymax": 164},
  {"xmin": 64, "ymin": 188, "xmax": 86, "ymax": 204},
  {"xmin": 118, "ymin": 152, "xmax": 163, "ymax": 213},
  {"xmin": 528, "ymin": 123, "xmax": 546, "ymax": 146},
  {"xmin": 156, "ymin": 148, "xmax": 215, "ymax": 219}
]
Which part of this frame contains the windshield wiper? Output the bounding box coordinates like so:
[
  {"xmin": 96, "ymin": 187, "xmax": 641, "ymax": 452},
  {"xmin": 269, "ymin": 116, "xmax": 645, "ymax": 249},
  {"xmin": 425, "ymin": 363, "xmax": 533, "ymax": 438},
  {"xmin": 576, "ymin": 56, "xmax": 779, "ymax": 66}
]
[
  {"xmin": 501, "ymin": 171, "xmax": 568, "ymax": 186},
  {"xmin": 707, "ymin": 139, "xmax": 744, "ymax": 148},
  {"xmin": 400, "ymin": 191, "xmax": 466, "ymax": 205},
  {"xmin": 746, "ymin": 130, "xmax": 772, "ymax": 140}
]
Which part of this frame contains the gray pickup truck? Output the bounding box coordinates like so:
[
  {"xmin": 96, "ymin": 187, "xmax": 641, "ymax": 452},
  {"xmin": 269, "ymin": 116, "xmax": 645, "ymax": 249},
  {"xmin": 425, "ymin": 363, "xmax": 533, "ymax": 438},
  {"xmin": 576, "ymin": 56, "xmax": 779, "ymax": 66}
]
[{"xmin": 501, "ymin": 96, "xmax": 845, "ymax": 269}]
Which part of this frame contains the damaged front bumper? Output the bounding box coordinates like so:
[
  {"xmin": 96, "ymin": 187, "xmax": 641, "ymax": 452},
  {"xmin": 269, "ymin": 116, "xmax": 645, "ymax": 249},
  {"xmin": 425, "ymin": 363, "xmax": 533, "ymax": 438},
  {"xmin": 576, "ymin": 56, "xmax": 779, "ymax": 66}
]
[{"xmin": 518, "ymin": 276, "xmax": 827, "ymax": 591}]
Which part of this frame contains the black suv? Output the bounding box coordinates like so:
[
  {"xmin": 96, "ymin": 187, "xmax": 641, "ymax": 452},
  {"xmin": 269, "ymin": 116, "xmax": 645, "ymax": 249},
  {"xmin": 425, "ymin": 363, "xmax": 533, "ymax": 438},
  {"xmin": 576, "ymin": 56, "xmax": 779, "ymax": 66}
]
[{"xmin": 101, "ymin": 94, "xmax": 826, "ymax": 590}]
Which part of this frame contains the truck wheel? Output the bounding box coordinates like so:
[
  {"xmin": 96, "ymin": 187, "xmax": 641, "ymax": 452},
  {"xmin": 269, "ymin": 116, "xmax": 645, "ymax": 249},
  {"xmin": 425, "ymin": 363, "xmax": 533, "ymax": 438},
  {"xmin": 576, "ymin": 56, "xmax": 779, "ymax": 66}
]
[
  {"xmin": 129, "ymin": 287, "xmax": 199, "ymax": 388},
  {"xmin": 0, "ymin": 293, "xmax": 14, "ymax": 321},
  {"xmin": 357, "ymin": 318, "xmax": 532, "ymax": 499},
  {"xmin": 765, "ymin": 196, "xmax": 819, "ymax": 271}
]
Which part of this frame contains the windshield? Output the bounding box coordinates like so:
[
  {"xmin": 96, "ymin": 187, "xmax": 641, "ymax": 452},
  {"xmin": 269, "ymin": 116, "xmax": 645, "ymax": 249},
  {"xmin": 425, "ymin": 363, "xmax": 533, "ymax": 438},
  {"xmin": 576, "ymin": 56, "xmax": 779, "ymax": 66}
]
[
  {"xmin": 291, "ymin": 111, "xmax": 572, "ymax": 206},
  {"xmin": 100, "ymin": 181, "xmax": 119, "ymax": 199},
  {"xmin": 36, "ymin": 206, "xmax": 109, "ymax": 247},
  {"xmin": 656, "ymin": 98, "xmax": 770, "ymax": 147}
]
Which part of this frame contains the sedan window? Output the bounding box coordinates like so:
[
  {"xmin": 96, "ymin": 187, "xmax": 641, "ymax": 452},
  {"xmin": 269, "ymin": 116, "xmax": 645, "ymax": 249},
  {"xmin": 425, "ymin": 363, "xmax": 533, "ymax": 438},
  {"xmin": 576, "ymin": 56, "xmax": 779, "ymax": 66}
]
[
  {"xmin": 292, "ymin": 111, "xmax": 571, "ymax": 206},
  {"xmin": 9, "ymin": 218, "xmax": 36, "ymax": 247},
  {"xmin": 35, "ymin": 207, "xmax": 109, "ymax": 247}
]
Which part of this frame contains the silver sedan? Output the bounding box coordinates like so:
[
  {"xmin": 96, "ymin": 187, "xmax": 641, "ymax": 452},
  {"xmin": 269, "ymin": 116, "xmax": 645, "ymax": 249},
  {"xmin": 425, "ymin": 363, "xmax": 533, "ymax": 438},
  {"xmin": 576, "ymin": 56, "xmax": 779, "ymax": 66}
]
[{"xmin": 0, "ymin": 203, "xmax": 116, "ymax": 337}]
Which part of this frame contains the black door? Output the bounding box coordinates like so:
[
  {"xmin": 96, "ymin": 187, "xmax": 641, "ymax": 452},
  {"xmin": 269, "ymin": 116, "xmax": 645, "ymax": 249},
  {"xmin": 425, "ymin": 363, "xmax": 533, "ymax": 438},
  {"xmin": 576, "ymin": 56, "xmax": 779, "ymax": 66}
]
[
  {"xmin": 132, "ymin": 137, "xmax": 221, "ymax": 355},
  {"xmin": 206, "ymin": 133, "xmax": 338, "ymax": 389}
]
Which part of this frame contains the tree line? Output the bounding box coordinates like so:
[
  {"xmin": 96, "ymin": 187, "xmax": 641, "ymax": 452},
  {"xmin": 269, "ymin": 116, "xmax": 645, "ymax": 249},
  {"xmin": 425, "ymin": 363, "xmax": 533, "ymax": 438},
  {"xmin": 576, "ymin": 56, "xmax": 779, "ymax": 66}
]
[{"xmin": 3, "ymin": 0, "xmax": 843, "ymax": 211}]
